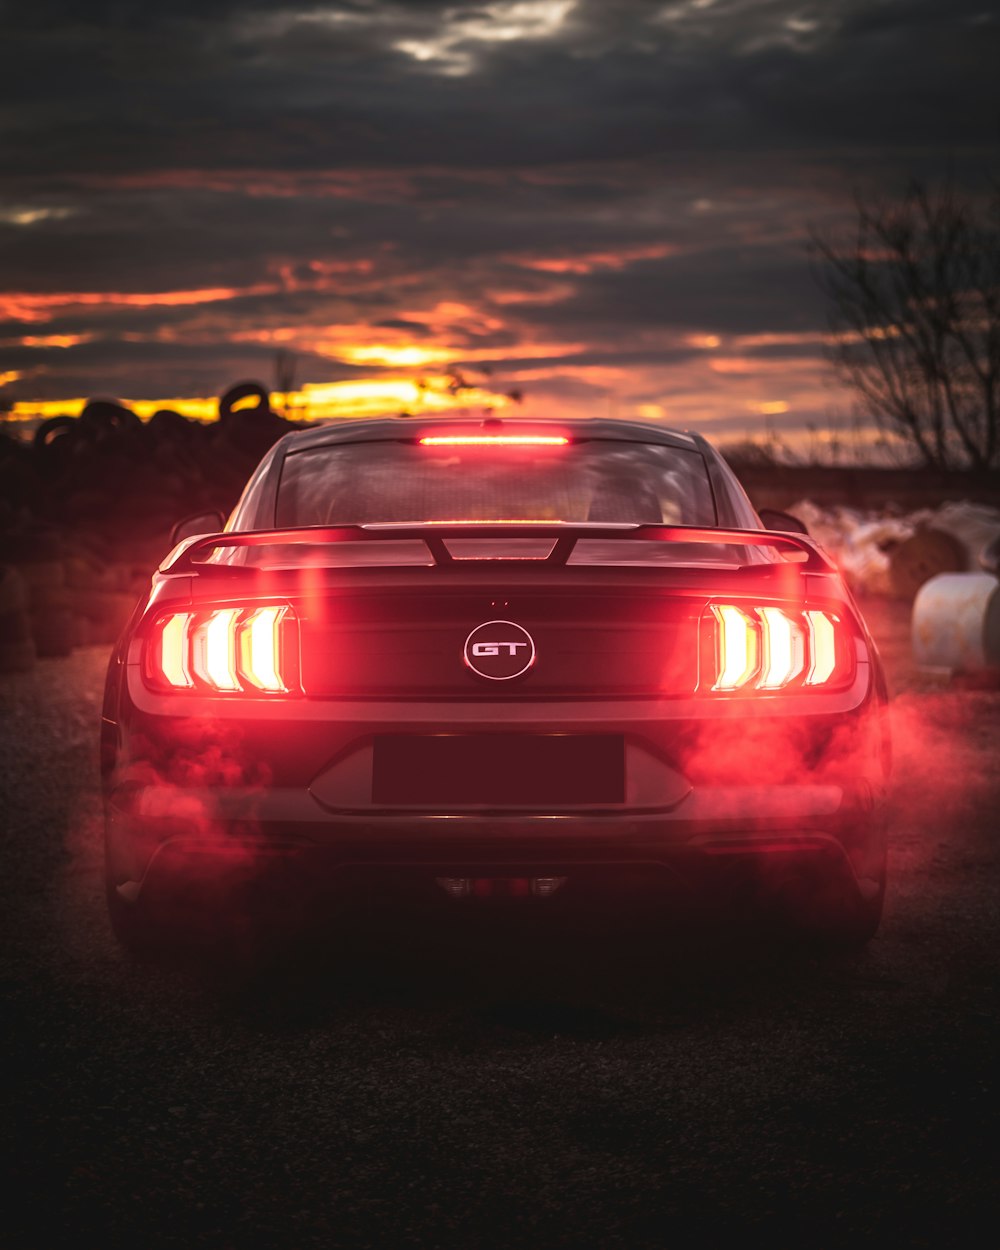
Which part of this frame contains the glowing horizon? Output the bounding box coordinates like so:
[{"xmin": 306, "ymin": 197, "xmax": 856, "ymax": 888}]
[{"xmin": 4, "ymin": 376, "xmax": 517, "ymax": 427}]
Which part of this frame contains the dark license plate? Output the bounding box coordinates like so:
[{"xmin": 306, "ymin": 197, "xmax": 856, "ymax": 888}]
[{"xmin": 372, "ymin": 734, "xmax": 625, "ymax": 806}]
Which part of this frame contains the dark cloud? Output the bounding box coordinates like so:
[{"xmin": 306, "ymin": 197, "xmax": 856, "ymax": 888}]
[
  {"xmin": 1, "ymin": 0, "xmax": 997, "ymax": 430},
  {"xmin": 4, "ymin": 0, "xmax": 997, "ymax": 173},
  {"xmin": 510, "ymin": 240, "xmax": 828, "ymax": 335}
]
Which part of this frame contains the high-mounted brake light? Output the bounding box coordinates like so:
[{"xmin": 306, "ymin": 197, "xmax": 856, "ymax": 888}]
[
  {"xmin": 706, "ymin": 604, "xmax": 847, "ymax": 693},
  {"xmin": 418, "ymin": 435, "xmax": 569, "ymax": 447},
  {"xmin": 147, "ymin": 605, "xmax": 296, "ymax": 694}
]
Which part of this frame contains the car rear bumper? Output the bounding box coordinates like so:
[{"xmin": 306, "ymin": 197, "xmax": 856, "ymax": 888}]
[
  {"xmin": 106, "ymin": 775, "xmax": 886, "ymax": 906},
  {"xmin": 106, "ymin": 664, "xmax": 889, "ymax": 907}
]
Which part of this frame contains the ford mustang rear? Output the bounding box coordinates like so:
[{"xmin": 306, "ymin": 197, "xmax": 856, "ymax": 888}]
[{"xmin": 101, "ymin": 418, "xmax": 890, "ymax": 948}]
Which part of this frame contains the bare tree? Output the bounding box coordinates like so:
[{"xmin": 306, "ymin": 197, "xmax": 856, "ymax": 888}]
[{"xmin": 811, "ymin": 183, "xmax": 1000, "ymax": 469}]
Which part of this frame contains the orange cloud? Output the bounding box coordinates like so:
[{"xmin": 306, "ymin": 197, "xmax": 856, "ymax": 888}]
[
  {"xmin": 0, "ymin": 285, "xmax": 273, "ymax": 324},
  {"xmin": 0, "ymin": 260, "xmax": 382, "ymax": 325},
  {"xmin": 230, "ymin": 311, "xmax": 585, "ymax": 370},
  {"xmin": 709, "ymin": 356, "xmax": 818, "ymax": 376},
  {"xmin": 489, "ymin": 283, "xmax": 577, "ymax": 306},
  {"xmin": 341, "ymin": 341, "xmax": 587, "ymax": 369},
  {"xmin": 273, "ymin": 259, "xmax": 375, "ymax": 292},
  {"xmin": 502, "ymin": 364, "xmax": 628, "ymax": 386},
  {"xmin": 512, "ymin": 243, "xmax": 676, "ymax": 275},
  {"xmin": 732, "ymin": 331, "xmax": 829, "ymax": 349},
  {"xmin": 16, "ymin": 333, "xmax": 93, "ymax": 348},
  {"xmin": 338, "ymin": 344, "xmax": 459, "ymax": 368},
  {"xmin": 397, "ymin": 300, "xmax": 506, "ymax": 336}
]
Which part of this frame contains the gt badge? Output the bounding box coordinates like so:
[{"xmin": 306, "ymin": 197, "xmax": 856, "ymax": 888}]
[{"xmin": 463, "ymin": 620, "xmax": 536, "ymax": 680}]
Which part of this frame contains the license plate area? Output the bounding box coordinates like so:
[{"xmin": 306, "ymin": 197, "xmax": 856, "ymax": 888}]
[{"xmin": 372, "ymin": 734, "xmax": 625, "ymax": 806}]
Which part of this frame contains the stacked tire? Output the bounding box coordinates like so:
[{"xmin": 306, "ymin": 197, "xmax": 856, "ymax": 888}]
[
  {"xmin": 0, "ymin": 564, "xmax": 35, "ymax": 673},
  {"xmin": 0, "ymin": 531, "xmax": 74, "ymax": 659},
  {"xmin": 0, "ymin": 382, "xmax": 305, "ymax": 672},
  {"xmin": 68, "ymin": 585, "xmax": 135, "ymax": 646}
]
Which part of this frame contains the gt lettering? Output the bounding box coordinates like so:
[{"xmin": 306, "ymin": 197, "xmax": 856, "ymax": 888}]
[
  {"xmin": 463, "ymin": 618, "xmax": 536, "ymax": 680},
  {"xmin": 471, "ymin": 641, "xmax": 528, "ymax": 657}
]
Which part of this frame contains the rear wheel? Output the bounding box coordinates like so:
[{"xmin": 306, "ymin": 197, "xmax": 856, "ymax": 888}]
[
  {"xmin": 780, "ymin": 851, "xmax": 886, "ymax": 951},
  {"xmin": 104, "ymin": 856, "xmax": 300, "ymax": 960},
  {"xmin": 105, "ymin": 876, "xmax": 163, "ymax": 956},
  {"xmin": 814, "ymin": 883, "xmax": 884, "ymax": 950}
]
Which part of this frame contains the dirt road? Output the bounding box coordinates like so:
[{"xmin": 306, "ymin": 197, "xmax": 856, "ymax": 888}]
[{"xmin": 3, "ymin": 598, "xmax": 998, "ymax": 1247}]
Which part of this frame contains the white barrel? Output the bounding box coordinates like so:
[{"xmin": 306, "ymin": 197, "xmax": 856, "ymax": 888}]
[{"xmin": 912, "ymin": 573, "xmax": 1000, "ymax": 672}]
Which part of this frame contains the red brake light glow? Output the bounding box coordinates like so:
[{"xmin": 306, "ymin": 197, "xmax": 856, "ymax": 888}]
[
  {"xmin": 711, "ymin": 604, "xmax": 759, "ymax": 691},
  {"xmin": 757, "ymin": 606, "xmax": 806, "ymax": 690},
  {"xmin": 158, "ymin": 612, "xmax": 194, "ymax": 689},
  {"xmin": 707, "ymin": 604, "xmax": 847, "ymax": 693},
  {"xmin": 240, "ymin": 606, "xmax": 290, "ymax": 692},
  {"xmin": 418, "ymin": 435, "xmax": 569, "ymax": 447},
  {"xmin": 193, "ymin": 608, "xmax": 242, "ymax": 692},
  {"xmin": 148, "ymin": 605, "xmax": 296, "ymax": 694},
  {"xmin": 804, "ymin": 609, "xmax": 837, "ymax": 686}
]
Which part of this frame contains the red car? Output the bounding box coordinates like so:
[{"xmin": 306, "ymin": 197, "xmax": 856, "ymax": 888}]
[{"xmin": 101, "ymin": 417, "xmax": 890, "ymax": 948}]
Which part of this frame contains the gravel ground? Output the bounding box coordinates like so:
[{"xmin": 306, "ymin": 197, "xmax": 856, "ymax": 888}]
[{"xmin": 3, "ymin": 598, "xmax": 999, "ymax": 1248}]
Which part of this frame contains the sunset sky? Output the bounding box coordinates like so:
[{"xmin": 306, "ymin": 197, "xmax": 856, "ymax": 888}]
[{"xmin": 1, "ymin": 0, "xmax": 997, "ymax": 450}]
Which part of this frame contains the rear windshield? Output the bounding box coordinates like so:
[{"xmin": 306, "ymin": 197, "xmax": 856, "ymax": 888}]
[{"xmin": 275, "ymin": 439, "xmax": 716, "ymax": 527}]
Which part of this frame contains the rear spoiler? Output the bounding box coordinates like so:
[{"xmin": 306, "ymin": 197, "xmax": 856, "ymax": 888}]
[{"xmin": 161, "ymin": 523, "xmax": 835, "ymax": 575}]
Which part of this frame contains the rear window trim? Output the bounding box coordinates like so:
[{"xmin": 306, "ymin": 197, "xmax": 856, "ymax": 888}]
[{"xmin": 272, "ymin": 436, "xmax": 719, "ymax": 529}]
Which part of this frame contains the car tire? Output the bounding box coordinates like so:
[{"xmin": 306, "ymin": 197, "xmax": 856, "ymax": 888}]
[
  {"xmin": 105, "ymin": 861, "xmax": 264, "ymax": 960},
  {"xmin": 105, "ymin": 877, "xmax": 162, "ymax": 956},
  {"xmin": 817, "ymin": 878, "xmax": 885, "ymax": 951},
  {"xmin": 777, "ymin": 848, "xmax": 887, "ymax": 952}
]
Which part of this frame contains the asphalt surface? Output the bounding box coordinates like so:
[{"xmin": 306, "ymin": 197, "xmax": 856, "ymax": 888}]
[{"xmin": 3, "ymin": 598, "xmax": 999, "ymax": 1248}]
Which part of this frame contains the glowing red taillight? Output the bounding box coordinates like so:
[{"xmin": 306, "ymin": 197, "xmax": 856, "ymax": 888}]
[
  {"xmin": 803, "ymin": 608, "xmax": 837, "ymax": 685},
  {"xmin": 418, "ymin": 435, "xmax": 568, "ymax": 447},
  {"xmin": 147, "ymin": 605, "xmax": 297, "ymax": 694},
  {"xmin": 705, "ymin": 604, "xmax": 849, "ymax": 692},
  {"xmin": 757, "ymin": 606, "xmax": 806, "ymax": 690},
  {"xmin": 192, "ymin": 607, "xmax": 242, "ymax": 692},
  {"xmin": 158, "ymin": 611, "xmax": 194, "ymax": 688},
  {"xmin": 710, "ymin": 605, "xmax": 760, "ymax": 691},
  {"xmin": 239, "ymin": 606, "xmax": 291, "ymax": 691}
]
